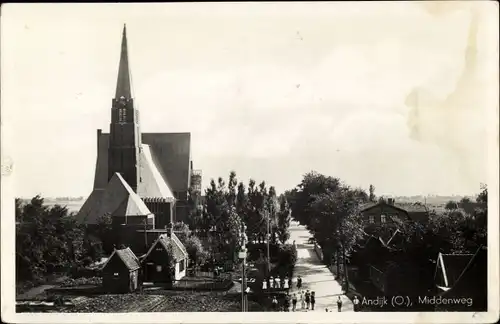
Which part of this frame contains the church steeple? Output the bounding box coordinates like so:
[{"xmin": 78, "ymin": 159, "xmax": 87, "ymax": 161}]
[
  {"xmin": 108, "ymin": 24, "xmax": 142, "ymax": 192},
  {"xmin": 115, "ymin": 24, "xmax": 133, "ymax": 99}
]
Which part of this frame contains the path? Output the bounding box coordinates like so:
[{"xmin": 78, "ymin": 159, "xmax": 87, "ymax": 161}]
[
  {"xmin": 17, "ymin": 276, "xmax": 68, "ymax": 300},
  {"xmin": 287, "ymin": 221, "xmax": 353, "ymax": 312}
]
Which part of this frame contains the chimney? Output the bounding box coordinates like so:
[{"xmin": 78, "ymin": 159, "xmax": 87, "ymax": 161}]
[
  {"xmin": 166, "ymin": 222, "xmax": 173, "ymax": 237},
  {"xmin": 97, "ymin": 129, "xmax": 102, "ymax": 149}
]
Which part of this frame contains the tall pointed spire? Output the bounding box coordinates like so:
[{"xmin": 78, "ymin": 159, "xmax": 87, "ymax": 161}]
[{"xmin": 115, "ymin": 24, "xmax": 133, "ymax": 99}]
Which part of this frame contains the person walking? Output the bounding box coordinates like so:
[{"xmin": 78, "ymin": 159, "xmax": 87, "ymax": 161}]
[
  {"xmin": 271, "ymin": 296, "xmax": 278, "ymax": 312},
  {"xmin": 353, "ymin": 296, "xmax": 360, "ymax": 312},
  {"xmin": 305, "ymin": 290, "xmax": 311, "ymax": 310},
  {"xmin": 297, "ymin": 275, "xmax": 302, "ymax": 290},
  {"xmin": 300, "ymin": 291, "xmax": 305, "ymax": 309},
  {"xmin": 283, "ymin": 293, "xmax": 290, "ymax": 312},
  {"xmin": 337, "ymin": 296, "xmax": 343, "ymax": 312},
  {"xmin": 288, "ymin": 277, "xmax": 293, "ymax": 292},
  {"xmin": 310, "ymin": 291, "xmax": 316, "ymax": 310},
  {"xmin": 275, "ymin": 277, "xmax": 281, "ymax": 290},
  {"xmin": 269, "ymin": 276, "xmax": 274, "ymax": 290},
  {"xmin": 284, "ymin": 276, "xmax": 289, "ymax": 291},
  {"xmin": 292, "ymin": 293, "xmax": 297, "ymax": 312}
]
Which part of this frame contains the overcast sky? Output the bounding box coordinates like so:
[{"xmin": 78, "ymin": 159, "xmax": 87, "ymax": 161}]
[{"xmin": 2, "ymin": 2, "xmax": 498, "ymax": 198}]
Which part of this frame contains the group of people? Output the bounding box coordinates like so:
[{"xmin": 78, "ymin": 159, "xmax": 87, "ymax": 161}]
[
  {"xmin": 262, "ymin": 275, "xmax": 299, "ymax": 291},
  {"xmin": 267, "ymin": 273, "xmax": 351, "ymax": 312}
]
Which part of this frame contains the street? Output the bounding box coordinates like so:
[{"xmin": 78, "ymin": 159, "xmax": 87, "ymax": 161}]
[{"xmin": 287, "ymin": 221, "xmax": 353, "ymax": 312}]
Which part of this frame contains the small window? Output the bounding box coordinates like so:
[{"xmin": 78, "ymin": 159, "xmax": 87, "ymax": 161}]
[
  {"xmin": 113, "ymin": 272, "xmax": 119, "ymax": 276},
  {"xmin": 156, "ymin": 265, "xmax": 162, "ymax": 272},
  {"xmin": 369, "ymin": 215, "xmax": 374, "ymax": 224},
  {"xmin": 381, "ymin": 214, "xmax": 386, "ymax": 224}
]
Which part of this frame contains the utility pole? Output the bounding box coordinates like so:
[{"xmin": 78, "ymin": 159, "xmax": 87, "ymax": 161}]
[
  {"xmin": 239, "ymin": 224, "xmax": 248, "ymax": 312},
  {"xmin": 266, "ymin": 210, "xmax": 270, "ymax": 275}
]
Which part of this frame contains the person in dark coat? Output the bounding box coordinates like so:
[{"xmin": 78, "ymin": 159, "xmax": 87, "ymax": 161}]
[
  {"xmin": 292, "ymin": 293, "xmax": 298, "ymax": 311},
  {"xmin": 288, "ymin": 277, "xmax": 293, "ymax": 292},
  {"xmin": 305, "ymin": 290, "xmax": 311, "ymax": 309},
  {"xmin": 283, "ymin": 293, "xmax": 290, "ymax": 312},
  {"xmin": 271, "ymin": 296, "xmax": 278, "ymax": 311},
  {"xmin": 311, "ymin": 291, "xmax": 316, "ymax": 310},
  {"xmin": 297, "ymin": 275, "xmax": 302, "ymax": 289},
  {"xmin": 337, "ymin": 296, "xmax": 343, "ymax": 312}
]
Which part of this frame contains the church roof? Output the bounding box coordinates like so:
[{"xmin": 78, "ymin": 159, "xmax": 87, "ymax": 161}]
[
  {"xmin": 77, "ymin": 172, "xmax": 152, "ymax": 224},
  {"xmin": 94, "ymin": 132, "xmax": 191, "ymax": 196},
  {"xmin": 138, "ymin": 144, "xmax": 175, "ymax": 200}
]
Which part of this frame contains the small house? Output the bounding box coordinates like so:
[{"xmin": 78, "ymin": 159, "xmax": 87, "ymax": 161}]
[
  {"xmin": 101, "ymin": 247, "xmax": 141, "ymax": 293},
  {"xmin": 142, "ymin": 231, "xmax": 188, "ymax": 283}
]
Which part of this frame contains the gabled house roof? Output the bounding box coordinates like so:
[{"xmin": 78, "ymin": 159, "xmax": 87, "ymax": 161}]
[
  {"xmin": 143, "ymin": 232, "xmax": 188, "ymax": 263},
  {"xmin": 360, "ymin": 201, "xmax": 428, "ymax": 223},
  {"xmin": 435, "ymin": 252, "xmax": 474, "ymax": 290},
  {"xmin": 76, "ymin": 172, "xmax": 153, "ymax": 224},
  {"xmin": 102, "ymin": 247, "xmax": 141, "ymax": 271},
  {"xmin": 438, "ymin": 246, "xmax": 487, "ymax": 301}
]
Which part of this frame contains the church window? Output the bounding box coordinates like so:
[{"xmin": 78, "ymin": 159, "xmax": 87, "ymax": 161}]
[
  {"xmin": 118, "ymin": 108, "xmax": 127, "ymax": 123},
  {"xmin": 381, "ymin": 214, "xmax": 386, "ymax": 224}
]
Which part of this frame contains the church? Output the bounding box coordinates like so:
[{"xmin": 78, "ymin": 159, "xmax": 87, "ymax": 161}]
[{"xmin": 77, "ymin": 25, "xmax": 202, "ymax": 245}]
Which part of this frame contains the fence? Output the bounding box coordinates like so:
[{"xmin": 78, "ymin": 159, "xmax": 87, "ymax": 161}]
[
  {"xmin": 171, "ymin": 277, "xmax": 233, "ymax": 292},
  {"xmin": 313, "ymin": 242, "xmax": 323, "ymax": 261}
]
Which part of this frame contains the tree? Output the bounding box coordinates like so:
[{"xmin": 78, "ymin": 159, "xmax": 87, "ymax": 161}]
[
  {"xmin": 16, "ymin": 196, "xmax": 103, "ymax": 284},
  {"xmin": 203, "ymin": 172, "xmax": 245, "ymax": 263},
  {"xmin": 369, "ymin": 184, "xmax": 376, "ymax": 202},
  {"xmin": 95, "ymin": 213, "xmax": 114, "ymax": 254},
  {"xmin": 173, "ymin": 221, "xmax": 192, "ymax": 244},
  {"xmin": 185, "ymin": 235, "xmax": 208, "ymax": 266},
  {"xmin": 445, "ymin": 200, "xmax": 458, "ymax": 210},
  {"xmin": 276, "ymin": 195, "xmax": 291, "ymax": 244}
]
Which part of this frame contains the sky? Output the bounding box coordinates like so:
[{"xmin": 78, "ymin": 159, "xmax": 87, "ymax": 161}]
[{"xmin": 1, "ymin": 2, "xmax": 498, "ymax": 198}]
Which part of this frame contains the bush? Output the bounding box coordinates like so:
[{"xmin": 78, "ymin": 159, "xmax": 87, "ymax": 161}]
[{"xmin": 60, "ymin": 276, "xmax": 102, "ymax": 287}]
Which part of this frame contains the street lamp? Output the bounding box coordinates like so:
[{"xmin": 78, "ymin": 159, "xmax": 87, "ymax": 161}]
[
  {"xmin": 239, "ymin": 224, "xmax": 248, "ymax": 312},
  {"xmin": 266, "ymin": 211, "xmax": 270, "ymax": 275}
]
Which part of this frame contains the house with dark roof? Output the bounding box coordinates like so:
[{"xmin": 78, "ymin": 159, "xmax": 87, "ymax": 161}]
[
  {"xmin": 433, "ymin": 245, "xmax": 487, "ymax": 311},
  {"xmin": 360, "ymin": 198, "xmax": 429, "ymax": 227},
  {"xmin": 77, "ymin": 24, "xmax": 201, "ymax": 234},
  {"xmin": 141, "ymin": 230, "xmax": 189, "ymax": 283},
  {"xmin": 101, "ymin": 247, "xmax": 141, "ymax": 293}
]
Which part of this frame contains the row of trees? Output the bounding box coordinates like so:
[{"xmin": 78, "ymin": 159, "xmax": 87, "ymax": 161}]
[
  {"xmin": 185, "ymin": 171, "xmax": 291, "ymax": 264},
  {"xmin": 286, "ymin": 172, "xmax": 370, "ymax": 265},
  {"xmin": 286, "ymin": 171, "xmax": 488, "ymax": 269},
  {"xmin": 16, "ymin": 196, "xmax": 104, "ymax": 284}
]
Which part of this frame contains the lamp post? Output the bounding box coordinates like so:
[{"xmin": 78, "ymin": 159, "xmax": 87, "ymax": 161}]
[
  {"xmin": 266, "ymin": 211, "xmax": 270, "ymax": 275},
  {"xmin": 239, "ymin": 224, "xmax": 248, "ymax": 312}
]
